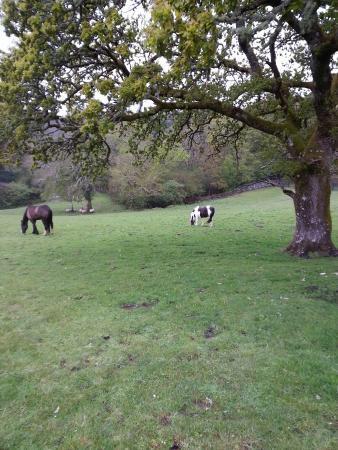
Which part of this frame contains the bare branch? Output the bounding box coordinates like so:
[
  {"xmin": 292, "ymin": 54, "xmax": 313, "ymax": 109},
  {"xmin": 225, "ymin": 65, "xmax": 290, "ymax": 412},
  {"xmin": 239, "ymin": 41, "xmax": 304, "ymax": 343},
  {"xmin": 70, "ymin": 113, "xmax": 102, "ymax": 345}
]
[
  {"xmin": 117, "ymin": 96, "xmax": 286, "ymax": 139},
  {"xmin": 236, "ymin": 19, "xmax": 262, "ymax": 76},
  {"xmin": 266, "ymin": 178, "xmax": 295, "ymax": 199},
  {"xmin": 217, "ymin": 58, "xmax": 251, "ymax": 74},
  {"xmin": 267, "ymin": 21, "xmax": 283, "ymax": 79}
]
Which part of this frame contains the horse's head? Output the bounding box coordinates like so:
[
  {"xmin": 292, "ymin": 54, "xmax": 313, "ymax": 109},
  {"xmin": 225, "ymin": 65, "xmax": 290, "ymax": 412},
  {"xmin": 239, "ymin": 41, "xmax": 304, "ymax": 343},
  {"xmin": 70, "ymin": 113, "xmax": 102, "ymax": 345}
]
[
  {"xmin": 21, "ymin": 219, "xmax": 28, "ymax": 234},
  {"xmin": 190, "ymin": 211, "xmax": 196, "ymax": 225}
]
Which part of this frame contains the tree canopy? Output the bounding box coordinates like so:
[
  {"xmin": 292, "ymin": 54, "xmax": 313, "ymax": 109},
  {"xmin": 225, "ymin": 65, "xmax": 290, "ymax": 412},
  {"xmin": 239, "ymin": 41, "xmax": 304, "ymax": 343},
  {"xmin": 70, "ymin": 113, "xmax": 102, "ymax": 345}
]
[
  {"xmin": 0, "ymin": 0, "xmax": 337, "ymax": 255},
  {"xmin": 0, "ymin": 0, "xmax": 335, "ymax": 163}
]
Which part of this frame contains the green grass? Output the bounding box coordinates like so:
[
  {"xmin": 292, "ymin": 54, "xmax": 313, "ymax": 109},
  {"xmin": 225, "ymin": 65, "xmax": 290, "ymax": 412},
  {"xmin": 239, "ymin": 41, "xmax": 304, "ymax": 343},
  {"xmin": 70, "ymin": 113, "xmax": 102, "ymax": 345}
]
[{"xmin": 0, "ymin": 188, "xmax": 337, "ymax": 450}]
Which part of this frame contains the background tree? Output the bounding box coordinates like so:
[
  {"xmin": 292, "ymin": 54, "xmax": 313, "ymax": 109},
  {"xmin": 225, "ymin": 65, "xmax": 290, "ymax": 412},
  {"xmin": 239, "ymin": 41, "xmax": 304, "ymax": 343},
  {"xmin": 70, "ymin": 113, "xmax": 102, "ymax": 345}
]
[
  {"xmin": 0, "ymin": 0, "xmax": 337, "ymax": 256},
  {"xmin": 0, "ymin": 162, "xmax": 41, "ymax": 209},
  {"xmin": 49, "ymin": 162, "xmax": 95, "ymax": 212}
]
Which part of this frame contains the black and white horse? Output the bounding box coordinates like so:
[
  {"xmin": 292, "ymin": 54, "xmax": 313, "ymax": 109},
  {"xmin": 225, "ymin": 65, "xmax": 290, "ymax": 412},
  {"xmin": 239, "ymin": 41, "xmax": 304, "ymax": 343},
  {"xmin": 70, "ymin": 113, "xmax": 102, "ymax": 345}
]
[{"xmin": 190, "ymin": 205, "xmax": 215, "ymax": 226}]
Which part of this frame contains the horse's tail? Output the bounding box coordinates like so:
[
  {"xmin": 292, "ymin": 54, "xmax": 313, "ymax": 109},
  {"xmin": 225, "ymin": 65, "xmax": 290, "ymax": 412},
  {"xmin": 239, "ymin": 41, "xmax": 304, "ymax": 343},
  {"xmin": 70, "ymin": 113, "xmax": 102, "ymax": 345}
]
[{"xmin": 49, "ymin": 210, "xmax": 54, "ymax": 230}]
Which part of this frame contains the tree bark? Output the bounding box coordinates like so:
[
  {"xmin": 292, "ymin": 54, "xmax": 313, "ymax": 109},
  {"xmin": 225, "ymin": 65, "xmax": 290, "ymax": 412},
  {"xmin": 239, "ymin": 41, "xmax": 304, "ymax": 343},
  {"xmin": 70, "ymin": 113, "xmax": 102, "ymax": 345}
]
[
  {"xmin": 285, "ymin": 169, "xmax": 337, "ymax": 257},
  {"xmin": 85, "ymin": 197, "xmax": 93, "ymax": 212}
]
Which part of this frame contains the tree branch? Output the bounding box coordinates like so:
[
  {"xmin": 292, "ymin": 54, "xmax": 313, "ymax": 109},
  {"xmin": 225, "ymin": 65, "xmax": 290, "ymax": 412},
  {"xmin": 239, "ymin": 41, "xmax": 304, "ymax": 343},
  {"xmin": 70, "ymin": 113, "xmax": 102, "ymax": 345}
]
[
  {"xmin": 217, "ymin": 57, "xmax": 251, "ymax": 74},
  {"xmin": 236, "ymin": 19, "xmax": 262, "ymax": 76},
  {"xmin": 266, "ymin": 178, "xmax": 295, "ymax": 199},
  {"xmin": 117, "ymin": 96, "xmax": 286, "ymax": 138},
  {"xmin": 267, "ymin": 21, "xmax": 283, "ymax": 79}
]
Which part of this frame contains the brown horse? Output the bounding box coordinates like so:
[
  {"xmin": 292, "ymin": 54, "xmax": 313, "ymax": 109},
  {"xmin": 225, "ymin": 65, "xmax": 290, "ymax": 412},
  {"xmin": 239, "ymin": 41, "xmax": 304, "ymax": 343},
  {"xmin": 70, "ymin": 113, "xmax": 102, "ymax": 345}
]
[{"xmin": 21, "ymin": 205, "xmax": 54, "ymax": 235}]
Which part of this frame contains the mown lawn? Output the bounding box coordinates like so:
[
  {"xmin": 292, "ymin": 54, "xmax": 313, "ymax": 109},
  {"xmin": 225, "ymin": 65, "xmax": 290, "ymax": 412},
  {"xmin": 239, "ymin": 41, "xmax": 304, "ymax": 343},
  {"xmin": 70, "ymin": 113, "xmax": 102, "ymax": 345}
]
[{"xmin": 0, "ymin": 188, "xmax": 337, "ymax": 450}]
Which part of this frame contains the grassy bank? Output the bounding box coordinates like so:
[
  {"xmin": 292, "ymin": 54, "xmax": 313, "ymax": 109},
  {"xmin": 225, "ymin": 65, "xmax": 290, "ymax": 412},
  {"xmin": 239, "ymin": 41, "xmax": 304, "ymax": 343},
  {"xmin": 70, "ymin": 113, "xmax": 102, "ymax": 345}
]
[{"xmin": 0, "ymin": 188, "xmax": 337, "ymax": 449}]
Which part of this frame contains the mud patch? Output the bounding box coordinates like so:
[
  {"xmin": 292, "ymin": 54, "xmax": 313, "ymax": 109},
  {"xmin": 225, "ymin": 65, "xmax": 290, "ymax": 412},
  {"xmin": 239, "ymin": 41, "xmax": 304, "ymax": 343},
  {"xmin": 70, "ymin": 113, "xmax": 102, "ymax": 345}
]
[
  {"xmin": 196, "ymin": 287, "xmax": 207, "ymax": 293},
  {"xmin": 121, "ymin": 300, "xmax": 159, "ymax": 309},
  {"xmin": 304, "ymin": 285, "xmax": 319, "ymax": 293},
  {"xmin": 169, "ymin": 437, "xmax": 182, "ymax": 449},
  {"xmin": 193, "ymin": 397, "xmax": 213, "ymax": 410},
  {"xmin": 59, "ymin": 358, "xmax": 67, "ymax": 368},
  {"xmin": 178, "ymin": 404, "xmax": 199, "ymax": 417},
  {"xmin": 304, "ymin": 286, "xmax": 338, "ymax": 304},
  {"xmin": 70, "ymin": 356, "xmax": 91, "ymax": 372},
  {"xmin": 159, "ymin": 414, "xmax": 172, "ymax": 426},
  {"xmin": 177, "ymin": 352, "xmax": 200, "ymax": 362},
  {"xmin": 204, "ymin": 325, "xmax": 219, "ymax": 339},
  {"xmin": 8, "ymin": 302, "xmax": 20, "ymax": 309},
  {"xmin": 239, "ymin": 439, "xmax": 261, "ymax": 450}
]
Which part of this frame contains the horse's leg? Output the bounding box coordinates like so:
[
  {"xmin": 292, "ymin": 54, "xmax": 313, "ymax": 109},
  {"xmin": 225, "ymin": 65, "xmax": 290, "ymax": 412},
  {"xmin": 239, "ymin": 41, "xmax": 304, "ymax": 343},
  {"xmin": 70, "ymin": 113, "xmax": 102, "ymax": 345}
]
[
  {"xmin": 208, "ymin": 216, "xmax": 214, "ymax": 227},
  {"xmin": 32, "ymin": 220, "xmax": 39, "ymax": 234},
  {"xmin": 42, "ymin": 219, "xmax": 49, "ymax": 235}
]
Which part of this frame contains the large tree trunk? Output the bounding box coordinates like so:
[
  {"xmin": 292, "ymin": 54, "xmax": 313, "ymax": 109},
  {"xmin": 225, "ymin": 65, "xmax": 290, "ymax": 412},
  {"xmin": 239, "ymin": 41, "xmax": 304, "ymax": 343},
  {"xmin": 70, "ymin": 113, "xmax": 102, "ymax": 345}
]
[
  {"xmin": 85, "ymin": 197, "xmax": 93, "ymax": 212},
  {"xmin": 285, "ymin": 169, "xmax": 337, "ymax": 257}
]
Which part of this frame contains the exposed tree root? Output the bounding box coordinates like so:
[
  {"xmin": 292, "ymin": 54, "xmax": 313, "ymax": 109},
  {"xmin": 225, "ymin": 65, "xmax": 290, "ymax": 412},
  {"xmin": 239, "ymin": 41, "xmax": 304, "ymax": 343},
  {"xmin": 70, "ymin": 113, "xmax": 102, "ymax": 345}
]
[{"xmin": 285, "ymin": 242, "xmax": 338, "ymax": 258}]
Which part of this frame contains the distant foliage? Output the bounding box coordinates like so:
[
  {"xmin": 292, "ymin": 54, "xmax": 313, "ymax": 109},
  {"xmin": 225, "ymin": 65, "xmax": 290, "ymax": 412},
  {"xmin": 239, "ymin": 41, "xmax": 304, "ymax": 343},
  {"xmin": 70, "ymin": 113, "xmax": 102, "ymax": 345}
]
[
  {"xmin": 0, "ymin": 165, "xmax": 34, "ymax": 185},
  {"xmin": 0, "ymin": 165, "xmax": 41, "ymax": 209},
  {"xmin": 122, "ymin": 179, "xmax": 186, "ymax": 209},
  {"xmin": 0, "ymin": 168, "xmax": 15, "ymax": 183},
  {"xmin": 0, "ymin": 182, "xmax": 40, "ymax": 209},
  {"xmin": 107, "ymin": 122, "xmax": 284, "ymax": 209},
  {"xmin": 42, "ymin": 161, "xmax": 96, "ymax": 211},
  {"xmin": 108, "ymin": 146, "xmax": 248, "ymax": 208}
]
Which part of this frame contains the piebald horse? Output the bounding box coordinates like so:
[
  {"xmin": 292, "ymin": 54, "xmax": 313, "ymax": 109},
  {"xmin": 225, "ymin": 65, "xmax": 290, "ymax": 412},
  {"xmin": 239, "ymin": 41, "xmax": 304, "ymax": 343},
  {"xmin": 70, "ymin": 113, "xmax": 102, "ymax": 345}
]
[
  {"xmin": 21, "ymin": 205, "xmax": 54, "ymax": 235},
  {"xmin": 190, "ymin": 205, "xmax": 215, "ymax": 227}
]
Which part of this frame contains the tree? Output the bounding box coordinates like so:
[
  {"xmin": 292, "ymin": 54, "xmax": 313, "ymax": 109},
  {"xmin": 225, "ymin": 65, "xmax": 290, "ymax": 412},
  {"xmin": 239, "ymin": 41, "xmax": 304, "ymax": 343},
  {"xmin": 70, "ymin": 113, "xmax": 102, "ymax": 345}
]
[
  {"xmin": 0, "ymin": 0, "xmax": 337, "ymax": 256},
  {"xmin": 52, "ymin": 162, "xmax": 95, "ymax": 212}
]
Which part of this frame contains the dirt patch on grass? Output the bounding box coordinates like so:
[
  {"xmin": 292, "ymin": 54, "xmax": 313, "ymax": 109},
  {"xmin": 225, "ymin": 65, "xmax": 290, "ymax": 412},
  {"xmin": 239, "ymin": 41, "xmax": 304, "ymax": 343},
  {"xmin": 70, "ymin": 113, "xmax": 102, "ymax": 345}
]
[
  {"xmin": 176, "ymin": 350, "xmax": 200, "ymax": 362},
  {"xmin": 121, "ymin": 300, "xmax": 159, "ymax": 309},
  {"xmin": 304, "ymin": 286, "xmax": 338, "ymax": 304},
  {"xmin": 193, "ymin": 397, "xmax": 213, "ymax": 410},
  {"xmin": 159, "ymin": 413, "xmax": 172, "ymax": 426},
  {"xmin": 239, "ymin": 439, "xmax": 262, "ymax": 450},
  {"xmin": 7, "ymin": 303, "xmax": 22, "ymax": 311},
  {"xmin": 178, "ymin": 404, "xmax": 199, "ymax": 417},
  {"xmin": 204, "ymin": 325, "xmax": 219, "ymax": 339},
  {"xmin": 59, "ymin": 358, "xmax": 67, "ymax": 368},
  {"xmin": 196, "ymin": 287, "xmax": 207, "ymax": 293},
  {"xmin": 69, "ymin": 356, "xmax": 91, "ymax": 372},
  {"xmin": 305, "ymin": 285, "xmax": 319, "ymax": 293},
  {"xmin": 169, "ymin": 437, "xmax": 182, "ymax": 449}
]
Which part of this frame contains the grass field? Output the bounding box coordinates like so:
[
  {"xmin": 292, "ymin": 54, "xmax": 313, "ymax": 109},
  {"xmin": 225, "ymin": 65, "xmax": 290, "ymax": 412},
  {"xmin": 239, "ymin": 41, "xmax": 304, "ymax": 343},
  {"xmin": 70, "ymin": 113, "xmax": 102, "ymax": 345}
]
[{"xmin": 0, "ymin": 188, "xmax": 337, "ymax": 450}]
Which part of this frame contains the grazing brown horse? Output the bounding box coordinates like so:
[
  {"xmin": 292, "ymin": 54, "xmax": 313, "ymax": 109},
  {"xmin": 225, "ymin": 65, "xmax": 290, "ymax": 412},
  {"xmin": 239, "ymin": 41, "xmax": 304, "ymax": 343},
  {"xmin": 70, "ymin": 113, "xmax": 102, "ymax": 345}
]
[{"xmin": 21, "ymin": 205, "xmax": 53, "ymax": 235}]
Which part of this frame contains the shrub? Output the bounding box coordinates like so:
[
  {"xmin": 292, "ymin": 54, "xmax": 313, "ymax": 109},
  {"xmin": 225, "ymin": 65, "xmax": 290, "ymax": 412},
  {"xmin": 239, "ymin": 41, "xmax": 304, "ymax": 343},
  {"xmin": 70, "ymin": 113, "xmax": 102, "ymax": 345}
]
[
  {"xmin": 145, "ymin": 180, "xmax": 186, "ymax": 208},
  {"xmin": 0, "ymin": 168, "xmax": 16, "ymax": 183},
  {"xmin": 0, "ymin": 182, "xmax": 40, "ymax": 209}
]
